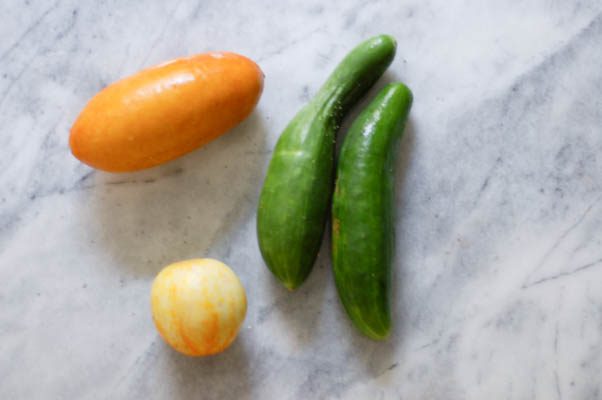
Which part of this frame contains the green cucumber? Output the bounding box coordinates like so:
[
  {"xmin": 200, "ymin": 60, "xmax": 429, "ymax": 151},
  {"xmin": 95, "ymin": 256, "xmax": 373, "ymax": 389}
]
[
  {"xmin": 257, "ymin": 35, "xmax": 397, "ymax": 290},
  {"xmin": 332, "ymin": 83, "xmax": 413, "ymax": 339}
]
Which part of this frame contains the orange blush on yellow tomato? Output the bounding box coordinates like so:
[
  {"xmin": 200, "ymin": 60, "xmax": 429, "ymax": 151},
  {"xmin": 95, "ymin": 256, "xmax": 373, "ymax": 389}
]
[
  {"xmin": 151, "ymin": 258, "xmax": 247, "ymax": 356},
  {"xmin": 70, "ymin": 52, "xmax": 264, "ymax": 172}
]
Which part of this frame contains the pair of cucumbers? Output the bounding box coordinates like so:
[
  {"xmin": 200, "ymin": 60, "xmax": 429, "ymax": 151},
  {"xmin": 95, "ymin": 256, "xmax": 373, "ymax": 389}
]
[{"xmin": 257, "ymin": 35, "xmax": 413, "ymax": 339}]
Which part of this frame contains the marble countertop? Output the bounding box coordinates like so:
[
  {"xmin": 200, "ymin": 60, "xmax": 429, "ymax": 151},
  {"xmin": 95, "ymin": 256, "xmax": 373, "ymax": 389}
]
[{"xmin": 2, "ymin": 0, "xmax": 602, "ymax": 398}]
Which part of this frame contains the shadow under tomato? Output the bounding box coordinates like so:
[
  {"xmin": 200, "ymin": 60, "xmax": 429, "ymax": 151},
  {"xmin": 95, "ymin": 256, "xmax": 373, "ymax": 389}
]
[
  {"xmin": 163, "ymin": 334, "xmax": 254, "ymax": 400},
  {"xmin": 85, "ymin": 111, "xmax": 269, "ymax": 279}
]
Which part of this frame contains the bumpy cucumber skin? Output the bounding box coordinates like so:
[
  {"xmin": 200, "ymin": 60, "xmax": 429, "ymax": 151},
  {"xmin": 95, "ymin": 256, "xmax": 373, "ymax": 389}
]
[
  {"xmin": 257, "ymin": 35, "xmax": 397, "ymax": 290},
  {"xmin": 332, "ymin": 83, "xmax": 413, "ymax": 339}
]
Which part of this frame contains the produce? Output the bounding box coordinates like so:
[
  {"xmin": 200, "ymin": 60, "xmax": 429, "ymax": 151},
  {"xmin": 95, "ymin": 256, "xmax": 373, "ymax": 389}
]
[
  {"xmin": 257, "ymin": 35, "xmax": 397, "ymax": 290},
  {"xmin": 150, "ymin": 258, "xmax": 247, "ymax": 356},
  {"xmin": 331, "ymin": 83, "xmax": 413, "ymax": 339},
  {"xmin": 70, "ymin": 52, "xmax": 263, "ymax": 172}
]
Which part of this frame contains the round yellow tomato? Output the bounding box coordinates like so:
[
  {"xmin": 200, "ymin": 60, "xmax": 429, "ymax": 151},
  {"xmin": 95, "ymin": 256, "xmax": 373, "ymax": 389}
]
[{"xmin": 151, "ymin": 258, "xmax": 247, "ymax": 356}]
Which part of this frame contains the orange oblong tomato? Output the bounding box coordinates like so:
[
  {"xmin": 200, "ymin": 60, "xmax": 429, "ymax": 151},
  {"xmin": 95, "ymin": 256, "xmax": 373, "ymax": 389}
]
[{"xmin": 70, "ymin": 52, "xmax": 264, "ymax": 172}]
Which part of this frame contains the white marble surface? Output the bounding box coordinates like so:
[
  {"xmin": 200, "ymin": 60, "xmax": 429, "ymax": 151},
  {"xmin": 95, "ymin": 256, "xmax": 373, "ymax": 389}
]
[{"xmin": 2, "ymin": 0, "xmax": 602, "ymax": 398}]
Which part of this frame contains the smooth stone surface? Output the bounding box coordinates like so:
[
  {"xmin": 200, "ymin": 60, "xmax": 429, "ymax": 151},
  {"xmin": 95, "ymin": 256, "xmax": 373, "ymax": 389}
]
[{"xmin": 1, "ymin": 1, "xmax": 602, "ymax": 398}]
